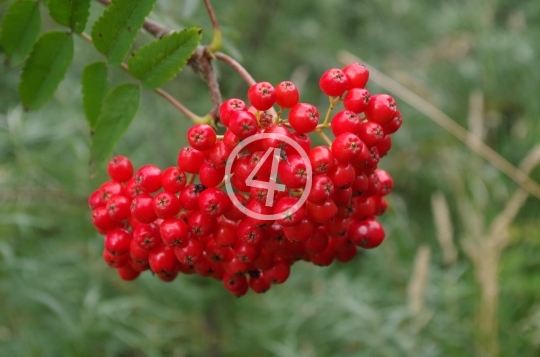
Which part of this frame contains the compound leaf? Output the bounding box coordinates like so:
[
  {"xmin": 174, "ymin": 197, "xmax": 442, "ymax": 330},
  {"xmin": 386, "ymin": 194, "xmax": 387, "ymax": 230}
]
[
  {"xmin": 82, "ymin": 61, "xmax": 109, "ymax": 129},
  {"xmin": 48, "ymin": 0, "xmax": 91, "ymax": 34},
  {"xmin": 89, "ymin": 83, "xmax": 140, "ymax": 177},
  {"xmin": 91, "ymin": 0, "xmax": 156, "ymax": 66},
  {"xmin": 128, "ymin": 27, "xmax": 201, "ymax": 90},
  {"xmin": 18, "ymin": 31, "xmax": 74, "ymax": 110},
  {"xmin": 0, "ymin": 0, "xmax": 41, "ymax": 67}
]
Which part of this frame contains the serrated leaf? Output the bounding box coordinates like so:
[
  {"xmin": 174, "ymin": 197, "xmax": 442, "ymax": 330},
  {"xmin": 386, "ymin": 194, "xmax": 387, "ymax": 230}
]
[
  {"xmin": 18, "ymin": 31, "xmax": 73, "ymax": 110},
  {"xmin": 82, "ymin": 61, "xmax": 109, "ymax": 129},
  {"xmin": 48, "ymin": 0, "xmax": 91, "ymax": 34},
  {"xmin": 89, "ymin": 83, "xmax": 140, "ymax": 177},
  {"xmin": 128, "ymin": 28, "xmax": 201, "ymax": 90},
  {"xmin": 0, "ymin": 0, "xmax": 41, "ymax": 67},
  {"xmin": 91, "ymin": 0, "xmax": 156, "ymax": 66}
]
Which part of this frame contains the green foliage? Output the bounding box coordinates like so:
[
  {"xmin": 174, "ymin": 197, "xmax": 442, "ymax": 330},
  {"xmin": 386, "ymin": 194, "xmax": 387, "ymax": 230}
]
[
  {"xmin": 0, "ymin": 0, "xmax": 40, "ymax": 67},
  {"xmin": 91, "ymin": 0, "xmax": 157, "ymax": 66},
  {"xmin": 17, "ymin": 30, "xmax": 73, "ymax": 110},
  {"xmin": 128, "ymin": 27, "xmax": 201, "ymax": 90},
  {"xmin": 47, "ymin": 0, "xmax": 91, "ymax": 34},
  {"xmin": 89, "ymin": 83, "xmax": 140, "ymax": 176},
  {"xmin": 82, "ymin": 61, "xmax": 109, "ymax": 130}
]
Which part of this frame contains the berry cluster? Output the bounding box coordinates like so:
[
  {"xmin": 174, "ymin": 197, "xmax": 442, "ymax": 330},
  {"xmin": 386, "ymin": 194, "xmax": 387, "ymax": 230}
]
[{"xmin": 89, "ymin": 63, "xmax": 402, "ymax": 296}]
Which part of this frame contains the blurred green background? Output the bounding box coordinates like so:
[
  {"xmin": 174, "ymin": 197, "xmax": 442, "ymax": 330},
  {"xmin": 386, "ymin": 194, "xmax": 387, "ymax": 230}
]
[{"xmin": 1, "ymin": 0, "xmax": 540, "ymax": 356}]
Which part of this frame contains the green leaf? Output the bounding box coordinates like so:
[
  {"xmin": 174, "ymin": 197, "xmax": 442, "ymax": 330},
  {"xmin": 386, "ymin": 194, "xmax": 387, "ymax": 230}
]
[
  {"xmin": 89, "ymin": 83, "xmax": 140, "ymax": 177},
  {"xmin": 82, "ymin": 61, "xmax": 109, "ymax": 130},
  {"xmin": 0, "ymin": 0, "xmax": 41, "ymax": 67},
  {"xmin": 47, "ymin": 0, "xmax": 91, "ymax": 34},
  {"xmin": 18, "ymin": 31, "xmax": 74, "ymax": 110},
  {"xmin": 128, "ymin": 27, "xmax": 201, "ymax": 90},
  {"xmin": 91, "ymin": 0, "xmax": 156, "ymax": 66}
]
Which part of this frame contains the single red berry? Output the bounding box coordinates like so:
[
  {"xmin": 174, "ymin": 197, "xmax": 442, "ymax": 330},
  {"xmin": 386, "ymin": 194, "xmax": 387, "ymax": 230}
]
[
  {"xmin": 328, "ymin": 162, "xmax": 355, "ymax": 189},
  {"xmin": 131, "ymin": 194, "xmax": 158, "ymax": 224},
  {"xmin": 107, "ymin": 156, "xmax": 133, "ymax": 182},
  {"xmin": 288, "ymin": 103, "xmax": 319, "ymax": 133},
  {"xmin": 198, "ymin": 188, "xmax": 231, "ymax": 218},
  {"xmin": 274, "ymin": 196, "xmax": 305, "ymax": 227},
  {"xmin": 174, "ymin": 237, "xmax": 204, "ymax": 265},
  {"xmin": 373, "ymin": 195, "xmax": 388, "ymax": 216},
  {"xmin": 149, "ymin": 245, "xmax": 179, "ymax": 275},
  {"xmin": 222, "ymin": 271, "xmax": 248, "ymax": 291},
  {"xmin": 310, "ymin": 244, "xmax": 335, "ymax": 266},
  {"xmin": 223, "ymin": 193, "xmax": 247, "ymax": 221},
  {"xmin": 325, "ymin": 216, "xmax": 350, "ymax": 238},
  {"xmin": 291, "ymin": 132, "xmax": 311, "ymax": 156},
  {"xmin": 223, "ymin": 253, "xmax": 249, "ymax": 277},
  {"xmin": 309, "ymin": 146, "xmax": 334, "ymax": 174},
  {"xmin": 261, "ymin": 124, "xmax": 292, "ymax": 151},
  {"xmin": 331, "ymin": 133, "xmax": 365, "ymax": 163},
  {"xmin": 199, "ymin": 161, "xmax": 225, "ymax": 188},
  {"xmin": 375, "ymin": 169, "xmax": 393, "ymax": 195},
  {"xmin": 188, "ymin": 210, "xmax": 217, "ymax": 237},
  {"xmin": 342, "ymin": 62, "xmax": 369, "ymax": 89},
  {"xmin": 88, "ymin": 189, "xmax": 105, "ymax": 209},
  {"xmin": 278, "ymin": 155, "xmax": 308, "ymax": 188},
  {"xmin": 213, "ymin": 218, "xmax": 239, "ymax": 247},
  {"xmin": 160, "ymin": 218, "xmax": 189, "ymax": 246},
  {"xmin": 306, "ymin": 199, "xmax": 338, "ymax": 224},
  {"xmin": 209, "ymin": 141, "xmax": 232, "ymax": 168},
  {"xmin": 282, "ymin": 218, "xmax": 313, "ymax": 242},
  {"xmin": 130, "ymin": 239, "xmax": 150, "ymax": 265},
  {"xmin": 229, "ymin": 111, "xmax": 259, "ymax": 139},
  {"xmin": 177, "ymin": 146, "xmax": 205, "ymax": 174},
  {"xmin": 319, "ymin": 68, "xmax": 349, "ymax": 97},
  {"xmin": 304, "ymin": 226, "xmax": 330, "ymax": 255},
  {"xmin": 248, "ymin": 82, "xmax": 277, "ymax": 111},
  {"xmin": 223, "ymin": 129, "xmax": 240, "ymax": 149},
  {"xmin": 330, "ymin": 110, "xmax": 362, "ymax": 136},
  {"xmin": 348, "ymin": 218, "xmax": 385, "ymax": 248},
  {"xmin": 263, "ymin": 261, "xmax": 290, "ymax": 284},
  {"xmin": 234, "ymin": 241, "xmax": 261, "ymax": 263},
  {"xmin": 105, "ymin": 228, "xmax": 132, "ymax": 256},
  {"xmin": 220, "ymin": 98, "xmax": 247, "ymax": 127},
  {"xmin": 383, "ymin": 110, "xmax": 402, "ymax": 134},
  {"xmin": 92, "ymin": 206, "xmax": 119, "ymax": 232},
  {"xmin": 375, "ymin": 135, "xmax": 392, "ymax": 158},
  {"xmin": 179, "ymin": 184, "xmax": 206, "ymax": 211},
  {"xmin": 275, "ymin": 81, "xmax": 299, "ymax": 108},
  {"xmin": 262, "ymin": 223, "xmax": 287, "ymax": 253},
  {"xmin": 332, "ymin": 187, "xmax": 353, "ymax": 207},
  {"xmin": 365, "ymin": 94, "xmax": 397, "ymax": 125},
  {"xmin": 343, "ymin": 88, "xmax": 370, "ymax": 113},
  {"xmin": 117, "ymin": 264, "xmax": 141, "ymax": 281},
  {"xmin": 133, "ymin": 223, "xmax": 161, "ymax": 251},
  {"xmin": 161, "ymin": 167, "xmax": 187, "ymax": 193},
  {"xmin": 125, "ymin": 178, "xmax": 144, "ymax": 199},
  {"xmin": 103, "ymin": 249, "xmax": 129, "ymax": 268},
  {"xmin": 134, "ymin": 165, "xmax": 162, "ymax": 193},
  {"xmin": 187, "ymin": 124, "xmax": 217, "ymax": 151},
  {"xmin": 308, "ymin": 174, "xmax": 335, "ymax": 204},
  {"xmin": 206, "ymin": 239, "xmax": 232, "ymax": 263},
  {"xmin": 237, "ymin": 218, "xmax": 264, "ymax": 245},
  {"xmin": 352, "ymin": 172, "xmax": 369, "ymax": 196},
  {"xmin": 106, "ymin": 195, "xmax": 131, "ymax": 222},
  {"xmin": 335, "ymin": 244, "xmax": 357, "ymax": 263},
  {"xmin": 249, "ymin": 271, "xmax": 271, "ymax": 293},
  {"xmin": 253, "ymin": 249, "xmax": 274, "ymax": 270},
  {"xmin": 358, "ymin": 121, "xmax": 384, "ymax": 148},
  {"xmin": 153, "ymin": 191, "xmax": 181, "ymax": 219},
  {"xmin": 99, "ymin": 181, "xmax": 124, "ymax": 202}
]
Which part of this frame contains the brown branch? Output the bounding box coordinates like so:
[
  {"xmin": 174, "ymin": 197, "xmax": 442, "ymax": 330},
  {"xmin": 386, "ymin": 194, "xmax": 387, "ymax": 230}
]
[
  {"xmin": 203, "ymin": 0, "xmax": 221, "ymax": 53},
  {"xmin": 214, "ymin": 52, "xmax": 256, "ymax": 86}
]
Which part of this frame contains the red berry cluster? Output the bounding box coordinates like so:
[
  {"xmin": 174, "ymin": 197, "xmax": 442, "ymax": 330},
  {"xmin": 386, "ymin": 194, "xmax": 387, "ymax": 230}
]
[{"xmin": 89, "ymin": 63, "xmax": 402, "ymax": 297}]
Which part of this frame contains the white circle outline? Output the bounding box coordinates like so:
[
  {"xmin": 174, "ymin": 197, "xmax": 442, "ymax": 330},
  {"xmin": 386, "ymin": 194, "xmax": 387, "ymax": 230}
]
[{"xmin": 224, "ymin": 133, "xmax": 313, "ymax": 221}]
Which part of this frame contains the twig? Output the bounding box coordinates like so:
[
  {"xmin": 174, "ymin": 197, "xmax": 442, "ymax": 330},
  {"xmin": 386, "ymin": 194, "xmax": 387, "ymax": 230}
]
[
  {"xmin": 316, "ymin": 129, "xmax": 332, "ymax": 146},
  {"xmin": 202, "ymin": 0, "xmax": 221, "ymax": 53},
  {"xmin": 214, "ymin": 52, "xmax": 256, "ymax": 86},
  {"xmin": 338, "ymin": 50, "xmax": 540, "ymax": 202}
]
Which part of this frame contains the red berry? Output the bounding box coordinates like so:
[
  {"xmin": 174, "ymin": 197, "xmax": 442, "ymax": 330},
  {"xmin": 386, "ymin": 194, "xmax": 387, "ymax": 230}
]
[
  {"xmin": 342, "ymin": 62, "xmax": 369, "ymax": 89},
  {"xmin": 177, "ymin": 146, "xmax": 205, "ymax": 174},
  {"xmin": 160, "ymin": 218, "xmax": 189, "ymax": 246},
  {"xmin": 198, "ymin": 188, "xmax": 231, "ymax": 218},
  {"xmin": 282, "ymin": 218, "xmax": 313, "ymax": 242},
  {"xmin": 103, "ymin": 249, "xmax": 129, "ymax": 268},
  {"xmin": 309, "ymin": 146, "xmax": 334, "ymax": 174},
  {"xmin": 319, "ymin": 68, "xmax": 349, "ymax": 97},
  {"xmin": 274, "ymin": 196, "xmax": 305, "ymax": 227},
  {"xmin": 375, "ymin": 169, "xmax": 393, "ymax": 195},
  {"xmin": 107, "ymin": 156, "xmax": 133, "ymax": 182},
  {"xmin": 99, "ymin": 181, "xmax": 124, "ymax": 202},
  {"xmin": 304, "ymin": 226, "xmax": 330, "ymax": 255},
  {"xmin": 331, "ymin": 133, "xmax": 365, "ymax": 163},
  {"xmin": 161, "ymin": 167, "xmax": 187, "ymax": 193},
  {"xmin": 383, "ymin": 111, "xmax": 402, "ymax": 134},
  {"xmin": 174, "ymin": 237, "xmax": 204, "ymax": 265},
  {"xmin": 249, "ymin": 272, "xmax": 271, "ymax": 293},
  {"xmin": 358, "ymin": 121, "xmax": 384, "ymax": 148},
  {"xmin": 106, "ymin": 195, "xmax": 131, "ymax": 221},
  {"xmin": 330, "ymin": 110, "xmax": 362, "ymax": 136},
  {"xmin": 343, "ymin": 88, "xmax": 370, "ymax": 113},
  {"xmin": 348, "ymin": 218, "xmax": 385, "ymax": 248},
  {"xmin": 365, "ymin": 94, "xmax": 397, "ymax": 125},
  {"xmin": 199, "ymin": 161, "xmax": 225, "ymax": 188},
  {"xmin": 308, "ymin": 174, "xmax": 334, "ymax": 204},
  {"xmin": 117, "ymin": 264, "xmax": 140, "ymax": 281},
  {"xmin": 149, "ymin": 245, "xmax": 179, "ymax": 275},
  {"xmin": 328, "ymin": 162, "xmax": 355, "ymax": 189},
  {"xmin": 105, "ymin": 228, "xmax": 132, "ymax": 256},
  {"xmin": 187, "ymin": 124, "xmax": 216, "ymax": 151},
  {"xmin": 133, "ymin": 223, "xmax": 161, "ymax": 251},
  {"xmin": 275, "ymin": 81, "xmax": 299, "ymax": 108},
  {"xmin": 188, "ymin": 210, "xmax": 217, "ymax": 237},
  {"xmin": 306, "ymin": 199, "xmax": 338, "ymax": 224},
  {"xmin": 375, "ymin": 135, "xmax": 392, "ymax": 158},
  {"xmin": 153, "ymin": 191, "xmax": 181, "ymax": 219},
  {"xmin": 234, "ymin": 241, "xmax": 261, "ymax": 263},
  {"xmin": 264, "ymin": 261, "xmax": 290, "ymax": 284},
  {"xmin": 220, "ymin": 98, "xmax": 247, "ymax": 127},
  {"xmin": 278, "ymin": 155, "xmax": 308, "ymax": 188},
  {"xmin": 248, "ymin": 82, "xmax": 276, "ymax": 111},
  {"xmin": 288, "ymin": 103, "xmax": 319, "ymax": 133},
  {"xmin": 134, "ymin": 165, "xmax": 162, "ymax": 193},
  {"xmin": 229, "ymin": 111, "xmax": 259, "ymax": 139},
  {"xmin": 92, "ymin": 206, "xmax": 119, "ymax": 232},
  {"xmin": 213, "ymin": 219, "xmax": 238, "ymax": 247},
  {"xmin": 179, "ymin": 184, "xmax": 206, "ymax": 211},
  {"xmin": 131, "ymin": 194, "xmax": 158, "ymax": 224},
  {"xmin": 209, "ymin": 141, "xmax": 232, "ymax": 168}
]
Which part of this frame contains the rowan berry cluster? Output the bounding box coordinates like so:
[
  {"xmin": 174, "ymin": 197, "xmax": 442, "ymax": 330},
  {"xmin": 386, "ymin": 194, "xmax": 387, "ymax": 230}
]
[{"xmin": 89, "ymin": 63, "xmax": 402, "ymax": 297}]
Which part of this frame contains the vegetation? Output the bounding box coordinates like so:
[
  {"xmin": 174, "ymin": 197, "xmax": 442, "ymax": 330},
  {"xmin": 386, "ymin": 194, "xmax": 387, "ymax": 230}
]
[{"xmin": 1, "ymin": 0, "xmax": 539, "ymax": 356}]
